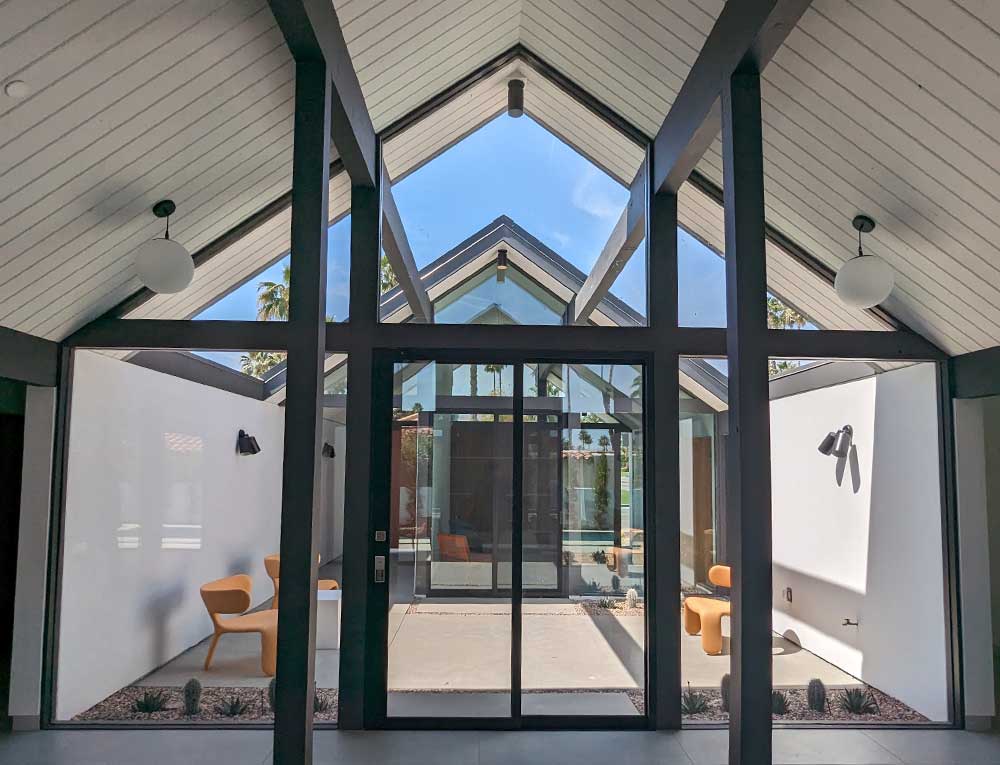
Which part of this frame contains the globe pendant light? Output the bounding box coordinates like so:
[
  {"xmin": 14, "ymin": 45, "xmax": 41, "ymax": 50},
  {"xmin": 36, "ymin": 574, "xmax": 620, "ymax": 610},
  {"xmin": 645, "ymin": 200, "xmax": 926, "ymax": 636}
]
[
  {"xmin": 134, "ymin": 199, "xmax": 194, "ymax": 294},
  {"xmin": 834, "ymin": 215, "xmax": 893, "ymax": 309}
]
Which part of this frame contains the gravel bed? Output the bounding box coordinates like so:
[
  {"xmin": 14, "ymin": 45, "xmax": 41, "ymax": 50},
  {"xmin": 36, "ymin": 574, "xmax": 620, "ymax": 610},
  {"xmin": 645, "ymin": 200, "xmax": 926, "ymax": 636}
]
[
  {"xmin": 75, "ymin": 686, "xmax": 339, "ymax": 723},
  {"xmin": 406, "ymin": 603, "xmax": 646, "ymax": 616},
  {"xmin": 681, "ymin": 686, "xmax": 926, "ymax": 723}
]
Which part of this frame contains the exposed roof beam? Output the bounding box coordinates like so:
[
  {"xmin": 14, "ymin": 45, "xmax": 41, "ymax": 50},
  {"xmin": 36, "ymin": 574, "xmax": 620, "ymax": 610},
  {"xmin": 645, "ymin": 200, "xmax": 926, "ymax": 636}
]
[
  {"xmin": 267, "ymin": 0, "xmax": 376, "ymax": 187},
  {"xmin": 381, "ymin": 165, "xmax": 433, "ymax": 322},
  {"xmin": 572, "ymin": 0, "xmax": 811, "ymax": 324},
  {"xmin": 0, "ymin": 325, "xmax": 58, "ymax": 386}
]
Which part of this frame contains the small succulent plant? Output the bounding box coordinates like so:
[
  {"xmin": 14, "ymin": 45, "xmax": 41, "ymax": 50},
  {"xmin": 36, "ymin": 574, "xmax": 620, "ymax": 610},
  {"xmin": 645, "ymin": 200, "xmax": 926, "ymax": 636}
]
[
  {"xmin": 771, "ymin": 689, "xmax": 790, "ymax": 715},
  {"xmin": 591, "ymin": 549, "xmax": 607, "ymax": 564},
  {"xmin": 625, "ymin": 587, "xmax": 639, "ymax": 609},
  {"xmin": 597, "ymin": 597, "xmax": 616, "ymax": 609},
  {"xmin": 182, "ymin": 678, "xmax": 202, "ymax": 715},
  {"xmin": 314, "ymin": 691, "xmax": 333, "ymax": 713},
  {"xmin": 720, "ymin": 673, "xmax": 731, "ymax": 712},
  {"xmin": 217, "ymin": 694, "xmax": 251, "ymax": 717},
  {"xmin": 840, "ymin": 687, "xmax": 878, "ymax": 715},
  {"xmin": 132, "ymin": 689, "xmax": 170, "ymax": 714},
  {"xmin": 681, "ymin": 682, "xmax": 709, "ymax": 715},
  {"xmin": 807, "ymin": 678, "xmax": 826, "ymax": 713}
]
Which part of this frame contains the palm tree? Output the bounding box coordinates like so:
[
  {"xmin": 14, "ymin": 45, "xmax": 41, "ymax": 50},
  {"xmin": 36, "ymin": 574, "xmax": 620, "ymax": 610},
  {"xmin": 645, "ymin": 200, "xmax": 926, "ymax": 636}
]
[
  {"xmin": 380, "ymin": 253, "xmax": 399, "ymax": 293},
  {"xmin": 484, "ymin": 363, "xmax": 504, "ymax": 395},
  {"xmin": 241, "ymin": 351, "xmax": 284, "ymax": 378},
  {"xmin": 766, "ymin": 296, "xmax": 808, "ymax": 376},
  {"xmin": 256, "ymin": 264, "xmax": 291, "ymax": 321}
]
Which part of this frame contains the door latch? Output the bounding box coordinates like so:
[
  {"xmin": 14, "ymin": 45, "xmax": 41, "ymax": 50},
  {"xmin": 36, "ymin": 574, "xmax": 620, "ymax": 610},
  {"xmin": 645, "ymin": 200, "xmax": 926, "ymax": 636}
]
[{"xmin": 374, "ymin": 555, "xmax": 386, "ymax": 583}]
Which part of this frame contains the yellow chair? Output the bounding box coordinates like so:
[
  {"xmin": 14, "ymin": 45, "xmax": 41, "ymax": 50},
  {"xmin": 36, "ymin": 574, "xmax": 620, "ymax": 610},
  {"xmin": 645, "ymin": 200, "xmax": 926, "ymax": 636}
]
[
  {"xmin": 200, "ymin": 574, "xmax": 277, "ymax": 676},
  {"xmin": 682, "ymin": 564, "xmax": 732, "ymax": 656},
  {"xmin": 264, "ymin": 553, "xmax": 339, "ymax": 610}
]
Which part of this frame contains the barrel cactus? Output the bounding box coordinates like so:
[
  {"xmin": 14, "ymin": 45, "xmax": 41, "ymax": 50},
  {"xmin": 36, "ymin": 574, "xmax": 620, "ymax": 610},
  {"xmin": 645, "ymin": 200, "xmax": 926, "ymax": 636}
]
[
  {"xmin": 807, "ymin": 678, "xmax": 826, "ymax": 712},
  {"xmin": 625, "ymin": 587, "xmax": 639, "ymax": 609},
  {"xmin": 720, "ymin": 673, "xmax": 731, "ymax": 712},
  {"xmin": 182, "ymin": 678, "xmax": 201, "ymax": 715}
]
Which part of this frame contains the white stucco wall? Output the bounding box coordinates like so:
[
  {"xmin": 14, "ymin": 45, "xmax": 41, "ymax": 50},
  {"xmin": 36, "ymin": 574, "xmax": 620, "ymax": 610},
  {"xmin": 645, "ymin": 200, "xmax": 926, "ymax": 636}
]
[
  {"xmin": 770, "ymin": 363, "xmax": 949, "ymax": 721},
  {"xmin": 56, "ymin": 351, "xmax": 286, "ymax": 720}
]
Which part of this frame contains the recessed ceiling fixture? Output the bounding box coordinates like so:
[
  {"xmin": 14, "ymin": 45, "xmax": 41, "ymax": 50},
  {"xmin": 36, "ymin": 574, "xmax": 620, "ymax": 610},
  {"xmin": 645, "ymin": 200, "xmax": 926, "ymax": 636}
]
[
  {"xmin": 507, "ymin": 79, "xmax": 524, "ymax": 118},
  {"xmin": 134, "ymin": 199, "xmax": 194, "ymax": 294},
  {"xmin": 4, "ymin": 80, "xmax": 30, "ymax": 99},
  {"xmin": 834, "ymin": 215, "xmax": 893, "ymax": 309}
]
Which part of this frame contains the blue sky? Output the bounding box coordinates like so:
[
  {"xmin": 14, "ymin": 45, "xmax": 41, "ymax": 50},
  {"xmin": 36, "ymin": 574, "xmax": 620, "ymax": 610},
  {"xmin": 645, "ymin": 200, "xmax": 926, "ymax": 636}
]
[{"xmin": 194, "ymin": 113, "xmax": 784, "ymax": 368}]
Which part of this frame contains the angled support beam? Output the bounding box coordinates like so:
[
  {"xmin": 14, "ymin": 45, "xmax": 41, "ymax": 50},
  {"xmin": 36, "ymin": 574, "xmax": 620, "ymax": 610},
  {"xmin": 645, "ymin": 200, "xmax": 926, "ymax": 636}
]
[
  {"xmin": 272, "ymin": 59, "xmax": 331, "ymax": 765},
  {"xmin": 0, "ymin": 326, "xmax": 58, "ymax": 386},
  {"xmin": 723, "ymin": 66, "xmax": 772, "ymax": 765},
  {"xmin": 573, "ymin": 0, "xmax": 811, "ymax": 324},
  {"xmin": 381, "ymin": 165, "xmax": 432, "ymax": 322},
  {"xmin": 268, "ymin": 0, "xmax": 376, "ymax": 187}
]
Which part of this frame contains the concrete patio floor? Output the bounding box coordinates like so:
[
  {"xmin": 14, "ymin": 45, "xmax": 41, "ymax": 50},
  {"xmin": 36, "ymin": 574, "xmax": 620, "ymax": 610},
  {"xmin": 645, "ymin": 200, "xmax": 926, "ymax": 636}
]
[{"xmin": 136, "ymin": 599, "xmax": 858, "ymax": 699}]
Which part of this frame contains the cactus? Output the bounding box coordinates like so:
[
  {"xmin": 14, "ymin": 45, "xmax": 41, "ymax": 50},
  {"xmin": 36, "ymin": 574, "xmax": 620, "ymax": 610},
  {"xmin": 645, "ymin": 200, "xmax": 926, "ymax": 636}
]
[
  {"xmin": 771, "ymin": 690, "xmax": 790, "ymax": 715},
  {"xmin": 132, "ymin": 689, "xmax": 169, "ymax": 714},
  {"xmin": 611, "ymin": 574, "xmax": 621, "ymax": 593},
  {"xmin": 720, "ymin": 673, "xmax": 731, "ymax": 712},
  {"xmin": 680, "ymin": 683, "xmax": 709, "ymax": 715},
  {"xmin": 268, "ymin": 677, "xmax": 277, "ymax": 712},
  {"xmin": 625, "ymin": 588, "xmax": 639, "ymax": 609},
  {"xmin": 807, "ymin": 678, "xmax": 826, "ymax": 712},
  {"xmin": 182, "ymin": 678, "xmax": 202, "ymax": 715}
]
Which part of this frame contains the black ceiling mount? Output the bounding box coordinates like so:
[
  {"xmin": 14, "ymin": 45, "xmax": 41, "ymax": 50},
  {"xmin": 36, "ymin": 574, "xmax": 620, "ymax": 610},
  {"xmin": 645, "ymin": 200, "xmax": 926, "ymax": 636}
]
[
  {"xmin": 152, "ymin": 199, "xmax": 176, "ymax": 218},
  {"xmin": 852, "ymin": 214, "xmax": 876, "ymax": 234}
]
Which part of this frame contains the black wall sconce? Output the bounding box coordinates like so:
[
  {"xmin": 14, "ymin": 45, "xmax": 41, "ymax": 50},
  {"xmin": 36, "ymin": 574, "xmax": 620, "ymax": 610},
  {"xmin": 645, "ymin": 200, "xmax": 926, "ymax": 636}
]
[
  {"xmin": 818, "ymin": 424, "xmax": 853, "ymax": 459},
  {"xmin": 237, "ymin": 429, "xmax": 261, "ymax": 455},
  {"xmin": 322, "ymin": 442, "xmax": 336, "ymax": 458}
]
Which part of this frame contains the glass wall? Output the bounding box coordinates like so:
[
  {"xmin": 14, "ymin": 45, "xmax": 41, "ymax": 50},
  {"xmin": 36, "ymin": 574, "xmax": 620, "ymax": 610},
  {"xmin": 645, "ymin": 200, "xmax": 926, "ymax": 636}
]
[
  {"xmin": 679, "ymin": 358, "xmax": 730, "ymax": 724},
  {"xmin": 768, "ymin": 360, "xmax": 949, "ymax": 723},
  {"xmin": 55, "ymin": 349, "xmax": 287, "ymax": 724},
  {"xmin": 386, "ymin": 361, "xmax": 514, "ymax": 717},
  {"xmin": 521, "ymin": 362, "xmax": 645, "ymax": 717}
]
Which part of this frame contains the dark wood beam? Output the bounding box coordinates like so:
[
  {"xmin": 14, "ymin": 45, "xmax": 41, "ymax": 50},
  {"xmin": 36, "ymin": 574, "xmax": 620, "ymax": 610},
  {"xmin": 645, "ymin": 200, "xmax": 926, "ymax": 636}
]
[
  {"xmin": 722, "ymin": 66, "xmax": 772, "ymax": 765},
  {"xmin": 63, "ymin": 319, "xmax": 290, "ymax": 350},
  {"xmin": 951, "ymin": 345, "xmax": 1000, "ymax": 398},
  {"xmin": 338, "ymin": 176, "xmax": 383, "ymax": 728},
  {"xmin": 268, "ymin": 0, "xmax": 376, "ymax": 187},
  {"xmin": 653, "ymin": 0, "xmax": 811, "ymax": 196},
  {"xmin": 0, "ymin": 326, "xmax": 58, "ymax": 386},
  {"xmin": 381, "ymin": 164, "xmax": 432, "ymax": 322},
  {"xmin": 272, "ymin": 59, "xmax": 330, "ymax": 765},
  {"xmin": 766, "ymin": 328, "xmax": 945, "ymax": 361},
  {"xmin": 573, "ymin": 0, "xmax": 811, "ymax": 324}
]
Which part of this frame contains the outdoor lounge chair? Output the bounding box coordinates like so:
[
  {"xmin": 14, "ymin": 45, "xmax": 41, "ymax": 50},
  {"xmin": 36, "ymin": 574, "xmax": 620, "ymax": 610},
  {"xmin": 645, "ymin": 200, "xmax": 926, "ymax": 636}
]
[
  {"xmin": 682, "ymin": 564, "xmax": 731, "ymax": 656},
  {"xmin": 264, "ymin": 553, "xmax": 339, "ymax": 610},
  {"xmin": 200, "ymin": 574, "xmax": 278, "ymax": 676}
]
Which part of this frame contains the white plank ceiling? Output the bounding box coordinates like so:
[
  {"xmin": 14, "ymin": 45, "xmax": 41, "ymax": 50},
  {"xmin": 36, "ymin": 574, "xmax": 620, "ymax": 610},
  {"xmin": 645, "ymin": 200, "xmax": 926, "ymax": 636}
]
[{"xmin": 1, "ymin": 0, "xmax": 996, "ymax": 354}]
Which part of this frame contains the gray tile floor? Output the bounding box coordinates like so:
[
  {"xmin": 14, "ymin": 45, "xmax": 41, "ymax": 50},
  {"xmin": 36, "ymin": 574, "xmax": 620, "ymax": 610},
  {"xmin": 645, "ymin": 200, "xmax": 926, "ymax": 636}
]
[{"xmin": 2, "ymin": 728, "xmax": 999, "ymax": 764}]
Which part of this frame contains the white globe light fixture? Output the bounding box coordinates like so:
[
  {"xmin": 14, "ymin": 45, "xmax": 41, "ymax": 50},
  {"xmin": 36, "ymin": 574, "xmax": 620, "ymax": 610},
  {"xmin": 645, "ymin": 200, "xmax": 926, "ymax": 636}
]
[
  {"xmin": 134, "ymin": 200, "xmax": 194, "ymax": 294},
  {"xmin": 834, "ymin": 215, "xmax": 893, "ymax": 309}
]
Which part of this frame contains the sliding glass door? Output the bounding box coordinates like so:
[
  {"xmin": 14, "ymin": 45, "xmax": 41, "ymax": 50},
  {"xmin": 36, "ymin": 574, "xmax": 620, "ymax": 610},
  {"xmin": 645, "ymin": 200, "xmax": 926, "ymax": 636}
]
[{"xmin": 379, "ymin": 357, "xmax": 646, "ymax": 726}]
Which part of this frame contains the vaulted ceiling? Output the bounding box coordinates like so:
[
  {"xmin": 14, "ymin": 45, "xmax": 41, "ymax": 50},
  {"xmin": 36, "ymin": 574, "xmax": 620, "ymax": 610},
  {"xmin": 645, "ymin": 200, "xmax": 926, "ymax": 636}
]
[{"xmin": 1, "ymin": 0, "xmax": 996, "ymax": 355}]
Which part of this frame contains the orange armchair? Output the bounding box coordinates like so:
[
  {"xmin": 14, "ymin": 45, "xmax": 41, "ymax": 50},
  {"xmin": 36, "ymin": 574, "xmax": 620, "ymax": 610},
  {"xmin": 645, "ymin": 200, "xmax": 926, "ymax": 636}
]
[
  {"xmin": 200, "ymin": 574, "xmax": 277, "ymax": 676},
  {"xmin": 264, "ymin": 553, "xmax": 339, "ymax": 609},
  {"xmin": 682, "ymin": 565, "xmax": 732, "ymax": 656}
]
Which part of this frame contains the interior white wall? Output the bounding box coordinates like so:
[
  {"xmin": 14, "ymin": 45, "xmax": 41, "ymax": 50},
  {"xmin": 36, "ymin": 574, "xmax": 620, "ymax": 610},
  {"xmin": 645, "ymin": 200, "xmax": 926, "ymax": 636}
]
[
  {"xmin": 770, "ymin": 363, "xmax": 949, "ymax": 721},
  {"xmin": 56, "ymin": 351, "xmax": 285, "ymax": 720},
  {"xmin": 9, "ymin": 386, "xmax": 56, "ymax": 729},
  {"xmin": 953, "ymin": 398, "xmax": 996, "ymax": 726}
]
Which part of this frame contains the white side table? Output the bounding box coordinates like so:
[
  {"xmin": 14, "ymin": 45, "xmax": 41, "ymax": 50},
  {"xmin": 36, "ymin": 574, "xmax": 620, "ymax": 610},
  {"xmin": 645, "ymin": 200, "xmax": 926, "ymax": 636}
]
[{"xmin": 315, "ymin": 589, "xmax": 341, "ymax": 650}]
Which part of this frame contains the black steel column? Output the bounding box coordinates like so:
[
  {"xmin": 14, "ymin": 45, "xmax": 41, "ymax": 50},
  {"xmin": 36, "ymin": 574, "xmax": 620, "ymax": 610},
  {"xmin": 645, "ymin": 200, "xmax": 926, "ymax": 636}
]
[
  {"xmin": 722, "ymin": 65, "xmax": 772, "ymax": 765},
  {"xmin": 511, "ymin": 362, "xmax": 524, "ymax": 720},
  {"xmin": 273, "ymin": 59, "xmax": 331, "ymax": 765},
  {"xmin": 647, "ymin": 167, "xmax": 681, "ymax": 728},
  {"xmin": 338, "ymin": 170, "xmax": 382, "ymax": 729}
]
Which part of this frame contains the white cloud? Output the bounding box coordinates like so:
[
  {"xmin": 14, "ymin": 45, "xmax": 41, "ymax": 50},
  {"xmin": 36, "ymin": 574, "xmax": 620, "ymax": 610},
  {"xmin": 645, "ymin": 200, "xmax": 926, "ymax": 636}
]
[
  {"xmin": 545, "ymin": 229, "xmax": 572, "ymax": 250},
  {"xmin": 570, "ymin": 165, "xmax": 623, "ymax": 221}
]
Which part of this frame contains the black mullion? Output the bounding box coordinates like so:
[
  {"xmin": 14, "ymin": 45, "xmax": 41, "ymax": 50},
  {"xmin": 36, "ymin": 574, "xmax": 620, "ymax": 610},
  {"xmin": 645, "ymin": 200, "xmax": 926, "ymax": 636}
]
[{"xmin": 511, "ymin": 362, "xmax": 525, "ymax": 722}]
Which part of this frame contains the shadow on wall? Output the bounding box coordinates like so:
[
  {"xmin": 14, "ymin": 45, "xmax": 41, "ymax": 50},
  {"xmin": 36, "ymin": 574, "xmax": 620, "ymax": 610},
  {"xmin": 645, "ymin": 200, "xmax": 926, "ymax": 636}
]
[
  {"xmin": 835, "ymin": 444, "xmax": 861, "ymax": 493},
  {"xmin": 143, "ymin": 583, "xmax": 185, "ymax": 669}
]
